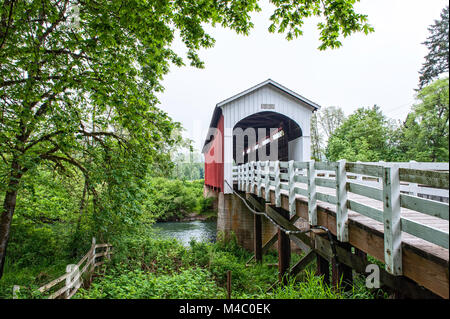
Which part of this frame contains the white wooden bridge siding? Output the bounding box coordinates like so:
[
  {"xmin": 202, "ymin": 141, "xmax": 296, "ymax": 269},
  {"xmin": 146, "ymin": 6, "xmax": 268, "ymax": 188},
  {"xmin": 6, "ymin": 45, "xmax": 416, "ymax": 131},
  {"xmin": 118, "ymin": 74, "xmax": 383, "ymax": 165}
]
[{"xmin": 222, "ymin": 84, "xmax": 314, "ymax": 194}]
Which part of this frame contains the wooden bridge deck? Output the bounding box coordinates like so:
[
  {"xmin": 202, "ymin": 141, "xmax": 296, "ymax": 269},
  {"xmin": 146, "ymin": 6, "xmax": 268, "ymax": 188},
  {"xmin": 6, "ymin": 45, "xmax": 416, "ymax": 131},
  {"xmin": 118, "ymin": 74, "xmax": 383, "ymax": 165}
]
[{"xmin": 243, "ymin": 183, "xmax": 449, "ymax": 298}]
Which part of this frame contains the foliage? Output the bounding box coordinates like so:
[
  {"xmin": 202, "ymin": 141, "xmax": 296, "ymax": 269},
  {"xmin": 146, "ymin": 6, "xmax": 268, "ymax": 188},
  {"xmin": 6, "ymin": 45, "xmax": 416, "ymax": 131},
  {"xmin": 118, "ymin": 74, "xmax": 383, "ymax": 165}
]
[
  {"xmin": 143, "ymin": 178, "xmax": 213, "ymax": 221},
  {"xmin": 310, "ymin": 113, "xmax": 323, "ymax": 161},
  {"xmin": 399, "ymin": 78, "xmax": 449, "ymax": 162},
  {"xmin": 325, "ymin": 105, "xmax": 400, "ymax": 162},
  {"xmin": 311, "ymin": 106, "xmax": 346, "ymax": 161},
  {"xmin": 419, "ymin": 6, "xmax": 449, "ymax": 88},
  {"xmin": 0, "ymin": 0, "xmax": 373, "ymax": 278},
  {"xmin": 268, "ymin": 0, "xmax": 374, "ymax": 49}
]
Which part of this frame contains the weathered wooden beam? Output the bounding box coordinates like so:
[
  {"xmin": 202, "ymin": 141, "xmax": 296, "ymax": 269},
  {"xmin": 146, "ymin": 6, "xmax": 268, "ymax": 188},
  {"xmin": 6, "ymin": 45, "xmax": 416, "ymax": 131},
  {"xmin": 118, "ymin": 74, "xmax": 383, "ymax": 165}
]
[
  {"xmin": 331, "ymin": 241, "xmax": 353, "ymax": 291},
  {"xmin": 316, "ymin": 254, "xmax": 330, "ymax": 286},
  {"xmin": 314, "ymin": 234, "xmax": 440, "ymax": 299},
  {"xmin": 277, "ymin": 208, "xmax": 291, "ymax": 284},
  {"xmin": 290, "ymin": 251, "xmax": 316, "ymax": 278},
  {"xmin": 254, "ymin": 213, "xmax": 262, "ymax": 263}
]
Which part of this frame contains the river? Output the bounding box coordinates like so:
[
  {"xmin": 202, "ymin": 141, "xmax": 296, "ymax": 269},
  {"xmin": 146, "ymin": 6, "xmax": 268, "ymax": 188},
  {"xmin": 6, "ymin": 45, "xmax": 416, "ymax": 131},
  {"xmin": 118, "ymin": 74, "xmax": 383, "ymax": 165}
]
[{"xmin": 153, "ymin": 220, "xmax": 217, "ymax": 246}]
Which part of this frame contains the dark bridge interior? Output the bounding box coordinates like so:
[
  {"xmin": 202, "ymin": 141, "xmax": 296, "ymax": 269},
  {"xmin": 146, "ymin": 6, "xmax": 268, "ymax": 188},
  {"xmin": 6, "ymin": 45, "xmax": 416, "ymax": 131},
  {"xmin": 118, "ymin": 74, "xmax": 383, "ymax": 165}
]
[{"xmin": 232, "ymin": 111, "xmax": 302, "ymax": 164}]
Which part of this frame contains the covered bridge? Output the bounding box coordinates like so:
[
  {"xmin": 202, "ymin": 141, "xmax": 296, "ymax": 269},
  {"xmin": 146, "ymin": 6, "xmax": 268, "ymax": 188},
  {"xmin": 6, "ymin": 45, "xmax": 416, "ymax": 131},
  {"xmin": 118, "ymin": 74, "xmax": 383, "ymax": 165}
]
[{"xmin": 202, "ymin": 79, "xmax": 321, "ymax": 194}]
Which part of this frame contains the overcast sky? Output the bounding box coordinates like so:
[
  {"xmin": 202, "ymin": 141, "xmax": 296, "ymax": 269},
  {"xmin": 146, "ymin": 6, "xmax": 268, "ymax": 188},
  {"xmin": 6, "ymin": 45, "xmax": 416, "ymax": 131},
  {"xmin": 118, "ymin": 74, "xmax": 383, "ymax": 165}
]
[{"xmin": 156, "ymin": 0, "xmax": 448, "ymax": 153}]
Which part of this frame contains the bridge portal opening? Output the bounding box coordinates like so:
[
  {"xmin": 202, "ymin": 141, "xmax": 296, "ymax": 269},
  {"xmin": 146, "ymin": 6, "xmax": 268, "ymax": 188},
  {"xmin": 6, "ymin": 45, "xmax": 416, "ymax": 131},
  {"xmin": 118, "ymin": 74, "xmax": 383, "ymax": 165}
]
[{"xmin": 232, "ymin": 111, "xmax": 302, "ymax": 165}]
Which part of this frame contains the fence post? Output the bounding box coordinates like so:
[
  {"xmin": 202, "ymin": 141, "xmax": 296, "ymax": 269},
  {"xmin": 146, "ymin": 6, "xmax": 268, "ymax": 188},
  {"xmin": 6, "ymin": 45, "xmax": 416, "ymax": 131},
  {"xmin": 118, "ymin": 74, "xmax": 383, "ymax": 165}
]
[
  {"xmin": 288, "ymin": 160, "xmax": 296, "ymax": 217},
  {"xmin": 91, "ymin": 237, "xmax": 96, "ymax": 273},
  {"xmin": 274, "ymin": 160, "xmax": 281, "ymax": 207},
  {"xmin": 12, "ymin": 285, "xmax": 20, "ymax": 299},
  {"xmin": 382, "ymin": 165, "xmax": 402, "ymax": 275},
  {"xmin": 257, "ymin": 161, "xmax": 262, "ymax": 197},
  {"xmin": 65, "ymin": 264, "xmax": 75, "ymax": 299},
  {"xmin": 335, "ymin": 159, "xmax": 348, "ymax": 242},
  {"xmin": 307, "ymin": 160, "xmax": 317, "ymax": 226},
  {"xmin": 265, "ymin": 161, "xmax": 270, "ymax": 202}
]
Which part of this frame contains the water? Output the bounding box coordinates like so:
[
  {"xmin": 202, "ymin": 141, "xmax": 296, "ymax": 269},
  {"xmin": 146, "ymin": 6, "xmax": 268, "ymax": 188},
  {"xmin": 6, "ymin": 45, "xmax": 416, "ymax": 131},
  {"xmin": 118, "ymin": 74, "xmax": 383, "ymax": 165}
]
[{"xmin": 153, "ymin": 220, "xmax": 217, "ymax": 246}]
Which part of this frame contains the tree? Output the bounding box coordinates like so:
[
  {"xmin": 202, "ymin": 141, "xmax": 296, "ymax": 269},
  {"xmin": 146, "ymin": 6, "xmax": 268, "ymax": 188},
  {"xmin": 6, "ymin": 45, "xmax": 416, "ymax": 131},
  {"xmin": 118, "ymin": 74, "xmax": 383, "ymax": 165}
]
[
  {"xmin": 418, "ymin": 6, "xmax": 449, "ymax": 88},
  {"xmin": 310, "ymin": 112, "xmax": 323, "ymax": 161},
  {"xmin": 325, "ymin": 105, "xmax": 399, "ymax": 162},
  {"xmin": 0, "ymin": 0, "xmax": 373, "ymax": 278},
  {"xmin": 399, "ymin": 78, "xmax": 449, "ymax": 162},
  {"xmin": 318, "ymin": 106, "xmax": 346, "ymax": 139}
]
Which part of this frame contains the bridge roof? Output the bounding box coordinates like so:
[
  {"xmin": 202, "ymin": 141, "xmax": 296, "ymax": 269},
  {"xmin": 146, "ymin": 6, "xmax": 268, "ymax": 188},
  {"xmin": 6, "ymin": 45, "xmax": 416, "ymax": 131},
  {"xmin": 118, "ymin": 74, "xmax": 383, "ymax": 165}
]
[
  {"xmin": 216, "ymin": 79, "xmax": 321, "ymax": 110},
  {"xmin": 202, "ymin": 79, "xmax": 321, "ymax": 153}
]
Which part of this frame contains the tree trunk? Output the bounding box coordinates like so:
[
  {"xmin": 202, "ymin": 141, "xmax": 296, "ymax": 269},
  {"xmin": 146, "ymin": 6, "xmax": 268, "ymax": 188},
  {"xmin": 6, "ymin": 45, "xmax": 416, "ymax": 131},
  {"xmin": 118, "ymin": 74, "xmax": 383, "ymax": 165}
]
[{"xmin": 0, "ymin": 161, "xmax": 22, "ymax": 279}]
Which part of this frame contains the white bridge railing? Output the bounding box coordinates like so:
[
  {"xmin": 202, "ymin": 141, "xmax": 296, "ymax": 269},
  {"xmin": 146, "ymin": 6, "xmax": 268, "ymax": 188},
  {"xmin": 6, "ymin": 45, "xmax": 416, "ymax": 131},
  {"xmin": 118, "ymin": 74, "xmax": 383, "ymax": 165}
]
[{"xmin": 232, "ymin": 160, "xmax": 449, "ymax": 276}]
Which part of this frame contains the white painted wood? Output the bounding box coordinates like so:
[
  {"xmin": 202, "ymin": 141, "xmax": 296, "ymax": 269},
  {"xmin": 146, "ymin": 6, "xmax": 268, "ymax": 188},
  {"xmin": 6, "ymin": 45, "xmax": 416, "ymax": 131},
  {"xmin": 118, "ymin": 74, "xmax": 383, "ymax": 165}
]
[
  {"xmin": 400, "ymin": 193, "xmax": 449, "ymax": 220},
  {"xmin": 65, "ymin": 264, "xmax": 76, "ymax": 299},
  {"xmin": 347, "ymin": 182, "xmax": 383, "ymax": 201},
  {"xmin": 401, "ymin": 217, "xmax": 449, "ymax": 249},
  {"xmin": 335, "ymin": 159, "xmax": 348, "ymax": 242},
  {"xmin": 274, "ymin": 160, "xmax": 281, "ymax": 207},
  {"xmin": 382, "ymin": 165, "xmax": 402, "ymax": 276},
  {"xmin": 13, "ymin": 285, "xmax": 20, "ymax": 299},
  {"xmin": 288, "ymin": 160, "xmax": 296, "ymax": 217},
  {"xmin": 265, "ymin": 161, "xmax": 270, "ymax": 202},
  {"xmin": 257, "ymin": 161, "xmax": 262, "ymax": 197},
  {"xmin": 307, "ymin": 160, "xmax": 317, "ymax": 225},
  {"xmin": 220, "ymin": 83, "xmax": 315, "ymax": 194}
]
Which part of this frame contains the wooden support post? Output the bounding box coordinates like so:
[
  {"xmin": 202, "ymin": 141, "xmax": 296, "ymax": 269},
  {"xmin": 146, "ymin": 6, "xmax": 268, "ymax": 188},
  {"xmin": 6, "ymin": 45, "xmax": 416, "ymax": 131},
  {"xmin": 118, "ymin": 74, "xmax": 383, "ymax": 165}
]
[
  {"xmin": 354, "ymin": 247, "xmax": 367, "ymax": 260},
  {"xmin": 335, "ymin": 159, "xmax": 348, "ymax": 242},
  {"xmin": 277, "ymin": 208, "xmax": 291, "ymax": 284},
  {"xmin": 264, "ymin": 161, "xmax": 270, "ymax": 202},
  {"xmin": 254, "ymin": 213, "xmax": 263, "ymax": 263},
  {"xmin": 382, "ymin": 164, "xmax": 402, "ymax": 275},
  {"xmin": 307, "ymin": 160, "xmax": 317, "ymax": 225},
  {"xmin": 316, "ymin": 254, "xmax": 330, "ymax": 286},
  {"xmin": 331, "ymin": 242, "xmax": 353, "ymax": 291},
  {"xmin": 290, "ymin": 251, "xmax": 316, "ymax": 278},
  {"xmin": 288, "ymin": 160, "xmax": 296, "ymax": 217},
  {"xmin": 274, "ymin": 160, "xmax": 281, "ymax": 207}
]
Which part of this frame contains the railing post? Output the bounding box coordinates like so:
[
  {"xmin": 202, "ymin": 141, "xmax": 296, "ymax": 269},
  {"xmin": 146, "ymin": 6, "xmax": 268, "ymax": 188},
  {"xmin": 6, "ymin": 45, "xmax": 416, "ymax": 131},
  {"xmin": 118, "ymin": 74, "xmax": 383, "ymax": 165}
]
[
  {"xmin": 246, "ymin": 162, "xmax": 251, "ymax": 193},
  {"xmin": 65, "ymin": 264, "xmax": 75, "ymax": 299},
  {"xmin": 250, "ymin": 161, "xmax": 255, "ymax": 193},
  {"xmin": 91, "ymin": 237, "xmax": 96, "ymax": 272},
  {"xmin": 307, "ymin": 160, "xmax": 317, "ymax": 225},
  {"xmin": 335, "ymin": 159, "xmax": 348, "ymax": 242},
  {"xmin": 12, "ymin": 285, "xmax": 20, "ymax": 299},
  {"xmin": 237, "ymin": 165, "xmax": 241, "ymax": 191},
  {"xmin": 274, "ymin": 160, "xmax": 281, "ymax": 207},
  {"xmin": 288, "ymin": 160, "xmax": 296, "ymax": 217},
  {"xmin": 264, "ymin": 161, "xmax": 270, "ymax": 202},
  {"xmin": 257, "ymin": 161, "xmax": 262, "ymax": 197},
  {"xmin": 382, "ymin": 164, "xmax": 402, "ymax": 275}
]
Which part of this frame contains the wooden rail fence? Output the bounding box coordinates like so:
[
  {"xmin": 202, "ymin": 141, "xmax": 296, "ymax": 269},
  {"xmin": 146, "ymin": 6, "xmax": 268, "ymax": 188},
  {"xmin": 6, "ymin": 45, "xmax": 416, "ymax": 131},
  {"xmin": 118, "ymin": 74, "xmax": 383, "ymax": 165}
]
[
  {"xmin": 233, "ymin": 160, "xmax": 449, "ymax": 276},
  {"xmin": 13, "ymin": 237, "xmax": 112, "ymax": 299}
]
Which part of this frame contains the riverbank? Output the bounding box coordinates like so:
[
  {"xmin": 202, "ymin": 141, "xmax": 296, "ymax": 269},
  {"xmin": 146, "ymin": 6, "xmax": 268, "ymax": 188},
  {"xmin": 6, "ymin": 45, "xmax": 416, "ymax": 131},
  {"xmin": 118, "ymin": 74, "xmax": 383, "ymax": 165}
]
[{"xmin": 71, "ymin": 227, "xmax": 382, "ymax": 299}]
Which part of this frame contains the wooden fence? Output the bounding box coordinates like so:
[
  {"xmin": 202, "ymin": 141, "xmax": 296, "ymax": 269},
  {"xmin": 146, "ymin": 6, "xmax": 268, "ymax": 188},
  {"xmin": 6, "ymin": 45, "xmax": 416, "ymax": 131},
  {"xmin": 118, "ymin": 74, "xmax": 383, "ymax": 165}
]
[
  {"xmin": 13, "ymin": 237, "xmax": 112, "ymax": 299},
  {"xmin": 232, "ymin": 160, "xmax": 449, "ymax": 276}
]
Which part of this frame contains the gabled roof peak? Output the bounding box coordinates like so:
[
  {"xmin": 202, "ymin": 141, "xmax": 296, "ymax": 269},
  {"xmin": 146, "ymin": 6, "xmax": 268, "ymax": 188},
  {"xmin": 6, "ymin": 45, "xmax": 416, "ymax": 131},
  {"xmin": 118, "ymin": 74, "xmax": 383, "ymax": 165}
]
[{"xmin": 216, "ymin": 79, "xmax": 321, "ymax": 110}]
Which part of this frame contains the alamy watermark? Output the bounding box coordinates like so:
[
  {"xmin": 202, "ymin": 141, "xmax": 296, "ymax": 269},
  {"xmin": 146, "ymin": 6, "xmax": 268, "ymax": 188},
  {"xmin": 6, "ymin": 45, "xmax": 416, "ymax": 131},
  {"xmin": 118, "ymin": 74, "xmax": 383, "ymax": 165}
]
[{"xmin": 365, "ymin": 264, "xmax": 380, "ymax": 289}]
